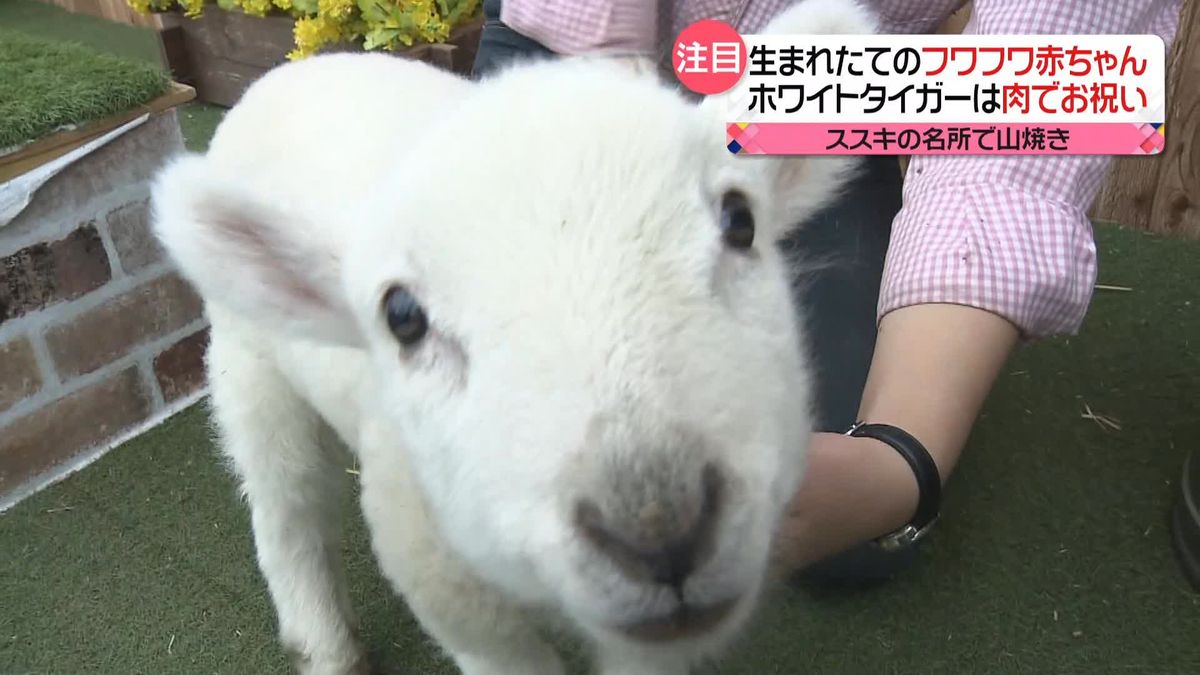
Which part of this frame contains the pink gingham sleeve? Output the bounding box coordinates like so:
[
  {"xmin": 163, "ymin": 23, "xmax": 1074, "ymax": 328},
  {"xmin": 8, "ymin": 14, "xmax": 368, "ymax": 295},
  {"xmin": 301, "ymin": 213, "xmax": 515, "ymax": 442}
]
[
  {"xmin": 497, "ymin": 0, "xmax": 1183, "ymax": 339},
  {"xmin": 498, "ymin": 0, "xmax": 772, "ymax": 56},
  {"xmin": 879, "ymin": 0, "xmax": 1183, "ymax": 338},
  {"xmin": 499, "ymin": 0, "xmax": 661, "ymax": 56}
]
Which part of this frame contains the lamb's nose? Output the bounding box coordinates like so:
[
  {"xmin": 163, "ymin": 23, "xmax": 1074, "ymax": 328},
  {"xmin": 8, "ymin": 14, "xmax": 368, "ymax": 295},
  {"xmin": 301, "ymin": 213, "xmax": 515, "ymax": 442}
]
[{"xmin": 575, "ymin": 463, "xmax": 725, "ymax": 589}]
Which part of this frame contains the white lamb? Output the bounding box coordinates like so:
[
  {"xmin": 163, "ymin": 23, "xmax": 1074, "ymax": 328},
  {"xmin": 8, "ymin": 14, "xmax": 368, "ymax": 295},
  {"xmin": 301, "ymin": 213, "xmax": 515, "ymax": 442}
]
[{"xmin": 149, "ymin": 1, "xmax": 877, "ymax": 673}]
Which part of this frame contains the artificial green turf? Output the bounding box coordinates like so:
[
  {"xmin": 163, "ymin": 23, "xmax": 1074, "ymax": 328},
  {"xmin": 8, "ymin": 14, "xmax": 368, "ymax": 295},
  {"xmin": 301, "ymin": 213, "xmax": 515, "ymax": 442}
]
[
  {"xmin": 0, "ymin": 0, "xmax": 225, "ymax": 153},
  {"xmin": 1, "ymin": 221, "xmax": 1197, "ymax": 674},
  {"xmin": 0, "ymin": 0, "xmax": 163, "ymax": 64},
  {"xmin": 176, "ymin": 98, "xmax": 224, "ymax": 152},
  {"xmin": 0, "ymin": 27, "xmax": 171, "ymax": 149}
]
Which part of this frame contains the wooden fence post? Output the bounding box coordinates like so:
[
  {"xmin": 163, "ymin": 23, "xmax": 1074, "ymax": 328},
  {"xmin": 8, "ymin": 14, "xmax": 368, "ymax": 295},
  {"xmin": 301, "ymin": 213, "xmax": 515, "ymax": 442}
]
[
  {"xmin": 38, "ymin": 0, "xmax": 163, "ymax": 28},
  {"xmin": 1090, "ymin": 0, "xmax": 1200, "ymax": 239}
]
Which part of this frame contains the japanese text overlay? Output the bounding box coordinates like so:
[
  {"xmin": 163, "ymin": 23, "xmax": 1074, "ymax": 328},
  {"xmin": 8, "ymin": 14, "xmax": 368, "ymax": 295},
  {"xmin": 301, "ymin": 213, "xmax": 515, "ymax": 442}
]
[{"xmin": 673, "ymin": 21, "xmax": 1168, "ymax": 156}]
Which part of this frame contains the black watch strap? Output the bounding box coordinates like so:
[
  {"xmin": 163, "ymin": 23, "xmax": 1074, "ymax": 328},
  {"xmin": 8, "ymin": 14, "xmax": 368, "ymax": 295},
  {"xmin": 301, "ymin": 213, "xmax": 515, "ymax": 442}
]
[{"xmin": 846, "ymin": 421, "xmax": 942, "ymax": 551}]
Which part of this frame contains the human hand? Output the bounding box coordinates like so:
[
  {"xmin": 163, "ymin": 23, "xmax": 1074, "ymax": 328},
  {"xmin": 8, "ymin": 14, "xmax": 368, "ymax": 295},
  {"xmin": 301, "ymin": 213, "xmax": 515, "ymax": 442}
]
[
  {"xmin": 769, "ymin": 304, "xmax": 1020, "ymax": 576},
  {"xmin": 770, "ymin": 430, "xmax": 920, "ymax": 575}
]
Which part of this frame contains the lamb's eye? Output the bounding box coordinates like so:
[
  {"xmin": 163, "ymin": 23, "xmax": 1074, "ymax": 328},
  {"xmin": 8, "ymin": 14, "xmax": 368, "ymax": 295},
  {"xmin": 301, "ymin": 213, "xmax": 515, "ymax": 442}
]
[
  {"xmin": 382, "ymin": 285, "xmax": 428, "ymax": 346},
  {"xmin": 720, "ymin": 190, "xmax": 755, "ymax": 250}
]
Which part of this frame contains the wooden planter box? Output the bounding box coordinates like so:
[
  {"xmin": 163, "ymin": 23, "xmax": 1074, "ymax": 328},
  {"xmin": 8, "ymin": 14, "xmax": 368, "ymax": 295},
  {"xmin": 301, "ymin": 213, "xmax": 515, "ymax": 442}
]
[{"xmin": 155, "ymin": 7, "xmax": 484, "ymax": 107}]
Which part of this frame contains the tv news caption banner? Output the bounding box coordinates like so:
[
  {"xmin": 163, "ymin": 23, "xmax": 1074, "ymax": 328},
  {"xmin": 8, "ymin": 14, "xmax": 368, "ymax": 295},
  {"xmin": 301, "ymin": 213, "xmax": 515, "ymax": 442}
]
[{"xmin": 672, "ymin": 20, "xmax": 1168, "ymax": 156}]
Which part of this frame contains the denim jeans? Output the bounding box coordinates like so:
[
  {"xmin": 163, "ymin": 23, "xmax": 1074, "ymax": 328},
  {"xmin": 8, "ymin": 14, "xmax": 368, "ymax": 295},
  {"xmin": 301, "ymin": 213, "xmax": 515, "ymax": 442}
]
[{"xmin": 469, "ymin": 2, "xmax": 919, "ymax": 587}]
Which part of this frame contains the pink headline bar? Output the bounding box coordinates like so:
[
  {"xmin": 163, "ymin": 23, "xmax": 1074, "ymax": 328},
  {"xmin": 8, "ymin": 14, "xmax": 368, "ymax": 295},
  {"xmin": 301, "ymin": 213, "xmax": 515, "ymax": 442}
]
[{"xmin": 726, "ymin": 122, "xmax": 1165, "ymax": 156}]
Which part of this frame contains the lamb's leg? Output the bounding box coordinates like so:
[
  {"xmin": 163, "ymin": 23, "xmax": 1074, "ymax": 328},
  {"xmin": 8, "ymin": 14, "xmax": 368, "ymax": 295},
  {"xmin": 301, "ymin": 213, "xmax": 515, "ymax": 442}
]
[
  {"xmin": 593, "ymin": 644, "xmax": 691, "ymax": 675},
  {"xmin": 356, "ymin": 425, "xmax": 564, "ymax": 675},
  {"xmin": 207, "ymin": 330, "xmax": 365, "ymax": 675}
]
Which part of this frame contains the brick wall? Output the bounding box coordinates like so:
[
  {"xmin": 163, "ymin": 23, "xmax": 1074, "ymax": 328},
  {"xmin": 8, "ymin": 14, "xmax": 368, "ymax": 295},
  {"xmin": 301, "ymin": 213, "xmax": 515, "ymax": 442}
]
[{"xmin": 0, "ymin": 109, "xmax": 209, "ymax": 508}]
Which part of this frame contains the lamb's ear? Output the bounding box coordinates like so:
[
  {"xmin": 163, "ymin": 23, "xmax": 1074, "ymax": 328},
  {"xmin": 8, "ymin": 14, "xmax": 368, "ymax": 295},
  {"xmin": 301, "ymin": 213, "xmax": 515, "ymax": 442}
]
[
  {"xmin": 699, "ymin": 0, "xmax": 880, "ymax": 233},
  {"xmin": 150, "ymin": 154, "xmax": 364, "ymax": 347}
]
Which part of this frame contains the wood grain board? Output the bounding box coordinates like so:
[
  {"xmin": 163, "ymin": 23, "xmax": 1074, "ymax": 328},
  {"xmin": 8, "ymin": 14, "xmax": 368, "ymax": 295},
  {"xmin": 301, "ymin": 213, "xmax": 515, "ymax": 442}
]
[
  {"xmin": 0, "ymin": 82, "xmax": 195, "ymax": 184},
  {"xmin": 154, "ymin": 8, "xmax": 484, "ymax": 107},
  {"xmin": 40, "ymin": 0, "xmax": 162, "ymax": 28},
  {"xmin": 1091, "ymin": 0, "xmax": 1199, "ymax": 238}
]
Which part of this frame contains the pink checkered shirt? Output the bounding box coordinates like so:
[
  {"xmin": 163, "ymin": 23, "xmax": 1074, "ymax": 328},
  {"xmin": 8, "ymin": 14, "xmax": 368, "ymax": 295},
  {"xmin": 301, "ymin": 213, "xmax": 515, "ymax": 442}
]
[{"xmin": 500, "ymin": 0, "xmax": 1183, "ymax": 338}]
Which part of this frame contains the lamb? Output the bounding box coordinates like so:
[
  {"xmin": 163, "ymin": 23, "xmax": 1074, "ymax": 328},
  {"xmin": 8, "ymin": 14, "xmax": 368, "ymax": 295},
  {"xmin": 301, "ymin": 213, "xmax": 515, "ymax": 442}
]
[{"xmin": 148, "ymin": 1, "xmax": 877, "ymax": 672}]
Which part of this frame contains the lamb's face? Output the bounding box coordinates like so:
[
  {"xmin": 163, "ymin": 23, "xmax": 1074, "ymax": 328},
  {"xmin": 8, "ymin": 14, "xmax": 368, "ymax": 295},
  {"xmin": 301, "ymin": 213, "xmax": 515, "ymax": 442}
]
[
  {"xmin": 153, "ymin": 55, "xmax": 858, "ymax": 655},
  {"xmin": 337, "ymin": 61, "xmax": 837, "ymax": 651}
]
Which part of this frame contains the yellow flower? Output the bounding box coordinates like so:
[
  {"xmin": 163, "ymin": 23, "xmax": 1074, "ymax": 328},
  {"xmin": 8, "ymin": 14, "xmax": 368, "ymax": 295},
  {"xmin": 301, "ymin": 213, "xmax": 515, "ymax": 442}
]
[
  {"xmin": 135, "ymin": 0, "xmax": 481, "ymax": 61},
  {"xmin": 180, "ymin": 0, "xmax": 205, "ymax": 17},
  {"xmin": 237, "ymin": 0, "xmax": 274, "ymax": 16},
  {"xmin": 406, "ymin": 0, "xmax": 450, "ymax": 42},
  {"xmin": 317, "ymin": 0, "xmax": 353, "ymax": 20},
  {"xmin": 288, "ymin": 14, "xmax": 343, "ymax": 59}
]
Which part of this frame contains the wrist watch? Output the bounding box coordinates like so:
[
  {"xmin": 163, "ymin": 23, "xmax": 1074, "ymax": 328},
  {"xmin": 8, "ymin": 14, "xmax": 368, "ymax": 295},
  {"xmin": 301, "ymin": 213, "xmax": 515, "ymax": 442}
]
[{"xmin": 845, "ymin": 420, "xmax": 943, "ymax": 552}]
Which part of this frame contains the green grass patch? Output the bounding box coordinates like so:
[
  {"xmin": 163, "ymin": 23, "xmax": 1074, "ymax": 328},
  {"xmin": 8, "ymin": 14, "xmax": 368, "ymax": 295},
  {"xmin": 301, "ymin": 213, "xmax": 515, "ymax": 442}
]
[
  {"xmin": 0, "ymin": 27, "xmax": 171, "ymax": 150},
  {"xmin": 177, "ymin": 101, "xmax": 226, "ymax": 152},
  {"xmin": 0, "ymin": 0, "xmax": 227, "ymax": 152},
  {"xmin": 0, "ymin": 0, "xmax": 164, "ymax": 64}
]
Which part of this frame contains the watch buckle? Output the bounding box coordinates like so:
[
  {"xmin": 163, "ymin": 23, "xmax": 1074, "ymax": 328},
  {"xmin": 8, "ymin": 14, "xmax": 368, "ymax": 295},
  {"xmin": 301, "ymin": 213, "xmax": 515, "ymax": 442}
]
[{"xmin": 876, "ymin": 515, "xmax": 939, "ymax": 552}]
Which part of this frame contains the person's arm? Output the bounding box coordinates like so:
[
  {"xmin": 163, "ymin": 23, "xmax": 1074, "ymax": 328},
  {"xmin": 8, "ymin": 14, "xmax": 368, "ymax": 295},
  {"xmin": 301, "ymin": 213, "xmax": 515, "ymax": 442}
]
[
  {"xmin": 775, "ymin": 305, "xmax": 1018, "ymax": 569},
  {"xmin": 774, "ymin": 0, "xmax": 1185, "ymax": 570}
]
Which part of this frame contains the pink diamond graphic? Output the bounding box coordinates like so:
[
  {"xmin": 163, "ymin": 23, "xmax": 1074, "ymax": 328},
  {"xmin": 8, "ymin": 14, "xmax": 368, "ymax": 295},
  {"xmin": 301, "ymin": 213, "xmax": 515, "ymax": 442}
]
[{"xmin": 740, "ymin": 138, "xmax": 763, "ymax": 153}]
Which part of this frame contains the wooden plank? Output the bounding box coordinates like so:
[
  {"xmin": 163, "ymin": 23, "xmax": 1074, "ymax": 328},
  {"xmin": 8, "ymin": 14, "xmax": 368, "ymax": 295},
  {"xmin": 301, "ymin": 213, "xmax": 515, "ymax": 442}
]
[
  {"xmin": 157, "ymin": 24, "xmax": 194, "ymax": 85},
  {"xmin": 451, "ymin": 19, "xmax": 483, "ymax": 73},
  {"xmin": 163, "ymin": 8, "xmax": 484, "ymax": 106},
  {"xmin": 425, "ymin": 44, "xmax": 457, "ymax": 71},
  {"xmin": 1090, "ymin": 0, "xmax": 1197, "ymax": 238},
  {"xmin": 1148, "ymin": 0, "xmax": 1199, "ymax": 238},
  {"xmin": 170, "ymin": 8, "xmax": 295, "ymax": 107},
  {"xmin": 180, "ymin": 7, "xmax": 297, "ymax": 70},
  {"xmin": 188, "ymin": 55, "xmax": 273, "ymax": 108},
  {"xmin": 1088, "ymin": 156, "xmax": 1165, "ymax": 232},
  {"xmin": 0, "ymin": 82, "xmax": 195, "ymax": 183},
  {"xmin": 401, "ymin": 20, "xmax": 482, "ymax": 73},
  {"xmin": 40, "ymin": 0, "xmax": 163, "ymax": 28}
]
